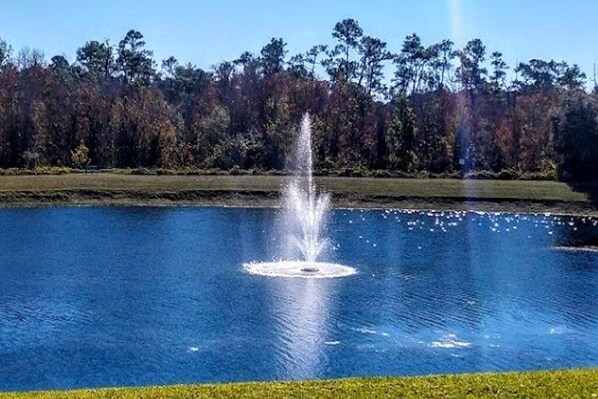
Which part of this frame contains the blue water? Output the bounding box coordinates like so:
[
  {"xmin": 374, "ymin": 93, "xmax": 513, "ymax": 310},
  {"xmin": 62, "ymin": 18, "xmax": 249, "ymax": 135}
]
[{"xmin": 0, "ymin": 206, "xmax": 597, "ymax": 391}]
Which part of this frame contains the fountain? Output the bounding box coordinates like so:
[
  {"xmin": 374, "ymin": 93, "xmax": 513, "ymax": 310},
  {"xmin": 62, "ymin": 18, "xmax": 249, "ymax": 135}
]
[{"xmin": 244, "ymin": 114, "xmax": 356, "ymax": 278}]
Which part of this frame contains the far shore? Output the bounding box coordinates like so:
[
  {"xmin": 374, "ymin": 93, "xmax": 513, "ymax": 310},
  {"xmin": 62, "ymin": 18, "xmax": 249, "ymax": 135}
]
[{"xmin": 0, "ymin": 174, "xmax": 596, "ymax": 216}]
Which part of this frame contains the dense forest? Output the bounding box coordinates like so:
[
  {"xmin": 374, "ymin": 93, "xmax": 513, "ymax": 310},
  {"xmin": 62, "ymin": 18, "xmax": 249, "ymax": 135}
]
[{"xmin": 0, "ymin": 19, "xmax": 597, "ymax": 180}]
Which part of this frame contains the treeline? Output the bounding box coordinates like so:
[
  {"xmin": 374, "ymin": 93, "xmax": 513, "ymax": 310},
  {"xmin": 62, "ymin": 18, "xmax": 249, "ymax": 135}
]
[{"xmin": 0, "ymin": 19, "xmax": 597, "ymax": 180}]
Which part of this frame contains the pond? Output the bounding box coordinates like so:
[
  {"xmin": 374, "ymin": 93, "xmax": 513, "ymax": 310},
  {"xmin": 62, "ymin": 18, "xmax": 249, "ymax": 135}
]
[{"xmin": 0, "ymin": 206, "xmax": 597, "ymax": 391}]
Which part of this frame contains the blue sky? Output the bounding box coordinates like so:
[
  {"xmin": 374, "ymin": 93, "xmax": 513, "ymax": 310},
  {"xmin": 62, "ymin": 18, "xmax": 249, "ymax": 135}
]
[{"xmin": 1, "ymin": 0, "xmax": 597, "ymax": 80}]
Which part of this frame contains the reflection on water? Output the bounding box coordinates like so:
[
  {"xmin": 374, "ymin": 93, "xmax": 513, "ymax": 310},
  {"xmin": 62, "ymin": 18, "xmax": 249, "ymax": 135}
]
[
  {"xmin": 269, "ymin": 278, "xmax": 332, "ymax": 380},
  {"xmin": 0, "ymin": 207, "xmax": 597, "ymax": 391}
]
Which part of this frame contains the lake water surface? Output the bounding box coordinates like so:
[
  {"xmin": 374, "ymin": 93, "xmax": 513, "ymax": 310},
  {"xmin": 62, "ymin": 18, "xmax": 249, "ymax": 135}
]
[{"xmin": 0, "ymin": 206, "xmax": 597, "ymax": 391}]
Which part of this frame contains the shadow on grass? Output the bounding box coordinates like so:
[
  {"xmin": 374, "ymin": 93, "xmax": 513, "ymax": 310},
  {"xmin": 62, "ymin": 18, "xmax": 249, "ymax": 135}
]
[
  {"xmin": 559, "ymin": 181, "xmax": 598, "ymax": 249},
  {"xmin": 569, "ymin": 181, "xmax": 598, "ymax": 207}
]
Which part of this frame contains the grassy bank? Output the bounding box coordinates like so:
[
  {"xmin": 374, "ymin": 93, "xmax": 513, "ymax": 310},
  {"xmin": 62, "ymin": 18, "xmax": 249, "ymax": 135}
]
[
  {"xmin": 1, "ymin": 369, "xmax": 596, "ymax": 398},
  {"xmin": 0, "ymin": 174, "xmax": 596, "ymax": 215}
]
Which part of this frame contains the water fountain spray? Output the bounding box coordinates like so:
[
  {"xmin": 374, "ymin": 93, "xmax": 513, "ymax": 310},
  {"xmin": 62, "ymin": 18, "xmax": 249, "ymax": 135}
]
[
  {"xmin": 285, "ymin": 114, "xmax": 330, "ymax": 270},
  {"xmin": 244, "ymin": 114, "xmax": 356, "ymax": 278}
]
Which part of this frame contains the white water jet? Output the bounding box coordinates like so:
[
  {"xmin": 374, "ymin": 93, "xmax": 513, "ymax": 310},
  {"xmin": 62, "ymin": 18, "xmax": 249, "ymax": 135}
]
[{"xmin": 244, "ymin": 114, "xmax": 356, "ymax": 278}]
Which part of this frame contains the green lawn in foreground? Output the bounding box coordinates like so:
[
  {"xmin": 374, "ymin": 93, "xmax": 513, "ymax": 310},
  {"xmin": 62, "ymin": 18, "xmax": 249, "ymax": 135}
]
[
  {"xmin": 0, "ymin": 174, "xmax": 590, "ymax": 202},
  {"xmin": 1, "ymin": 369, "xmax": 596, "ymax": 399}
]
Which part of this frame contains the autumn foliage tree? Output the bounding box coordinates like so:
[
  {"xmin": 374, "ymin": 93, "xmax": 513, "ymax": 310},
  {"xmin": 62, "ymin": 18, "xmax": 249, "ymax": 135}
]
[{"xmin": 0, "ymin": 22, "xmax": 596, "ymax": 181}]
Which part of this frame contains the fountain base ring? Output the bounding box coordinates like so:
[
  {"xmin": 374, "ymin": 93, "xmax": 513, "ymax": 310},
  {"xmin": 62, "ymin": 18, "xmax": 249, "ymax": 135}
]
[
  {"xmin": 301, "ymin": 267, "xmax": 319, "ymax": 273},
  {"xmin": 244, "ymin": 261, "xmax": 356, "ymax": 279}
]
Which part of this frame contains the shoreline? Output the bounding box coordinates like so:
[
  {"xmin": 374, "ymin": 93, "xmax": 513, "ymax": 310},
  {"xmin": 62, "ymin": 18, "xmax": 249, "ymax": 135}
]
[
  {"xmin": 0, "ymin": 189, "xmax": 597, "ymax": 217},
  {"xmin": 0, "ymin": 174, "xmax": 596, "ymax": 216}
]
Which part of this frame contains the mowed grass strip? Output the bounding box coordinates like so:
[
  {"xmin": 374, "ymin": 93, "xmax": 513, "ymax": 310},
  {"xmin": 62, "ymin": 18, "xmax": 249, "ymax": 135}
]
[
  {"xmin": 1, "ymin": 369, "xmax": 596, "ymax": 399},
  {"xmin": 0, "ymin": 174, "xmax": 590, "ymax": 202}
]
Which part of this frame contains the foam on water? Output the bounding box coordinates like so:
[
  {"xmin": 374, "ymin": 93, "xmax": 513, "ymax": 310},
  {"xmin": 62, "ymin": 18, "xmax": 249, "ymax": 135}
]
[
  {"xmin": 244, "ymin": 261, "xmax": 357, "ymax": 279},
  {"xmin": 553, "ymin": 246, "xmax": 598, "ymax": 253},
  {"xmin": 429, "ymin": 334, "xmax": 472, "ymax": 349}
]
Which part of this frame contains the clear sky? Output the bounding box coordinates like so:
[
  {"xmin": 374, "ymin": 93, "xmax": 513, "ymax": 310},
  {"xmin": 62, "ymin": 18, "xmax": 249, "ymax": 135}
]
[{"xmin": 1, "ymin": 0, "xmax": 597, "ymax": 80}]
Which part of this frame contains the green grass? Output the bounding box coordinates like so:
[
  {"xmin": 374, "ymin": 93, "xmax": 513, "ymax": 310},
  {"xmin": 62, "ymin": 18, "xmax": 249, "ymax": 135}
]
[
  {"xmin": 0, "ymin": 174, "xmax": 589, "ymax": 200},
  {"xmin": 1, "ymin": 369, "xmax": 596, "ymax": 398},
  {"xmin": 0, "ymin": 174, "xmax": 595, "ymax": 214}
]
